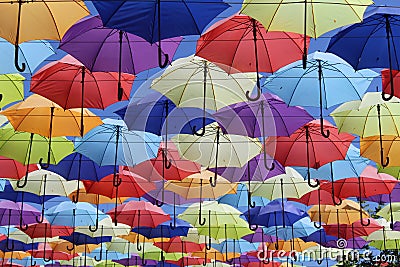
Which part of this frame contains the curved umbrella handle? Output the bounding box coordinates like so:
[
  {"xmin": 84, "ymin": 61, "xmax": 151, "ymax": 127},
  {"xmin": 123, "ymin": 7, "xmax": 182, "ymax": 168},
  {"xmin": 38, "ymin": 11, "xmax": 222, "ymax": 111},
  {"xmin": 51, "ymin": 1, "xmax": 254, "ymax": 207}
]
[
  {"xmin": 14, "ymin": 44, "xmax": 26, "ymax": 72},
  {"xmin": 382, "ymin": 16, "xmax": 394, "ymax": 102},
  {"xmin": 192, "ymin": 124, "xmax": 206, "ymax": 137},
  {"xmin": 89, "ymin": 222, "xmax": 98, "ymax": 233},
  {"xmin": 39, "ymin": 158, "xmax": 49, "ymax": 170},
  {"xmin": 332, "ymin": 196, "xmax": 343, "ymax": 206},
  {"xmin": 17, "ymin": 170, "xmax": 29, "ymax": 188},
  {"xmin": 263, "ymin": 151, "xmax": 275, "ymax": 171},
  {"xmin": 6, "ymin": 239, "xmax": 14, "ymax": 251},
  {"xmin": 158, "ymin": 45, "xmax": 169, "ymax": 69},
  {"xmin": 136, "ymin": 238, "xmax": 142, "ymax": 251},
  {"xmin": 30, "ymin": 258, "xmax": 36, "ymax": 266},
  {"xmin": 155, "ymin": 180, "xmax": 164, "ymax": 207},
  {"xmin": 155, "ymin": 199, "xmax": 164, "ymax": 207},
  {"xmin": 313, "ymin": 221, "xmax": 321, "ymax": 229},
  {"xmin": 249, "ymin": 224, "xmax": 258, "ymax": 231},
  {"xmin": 246, "ymin": 85, "xmax": 261, "ymax": 102},
  {"xmin": 209, "ymin": 173, "xmax": 217, "ymax": 187},
  {"xmin": 308, "ymin": 178, "xmax": 320, "ymax": 188},
  {"xmin": 360, "ymin": 218, "xmax": 371, "ymax": 227},
  {"xmin": 66, "ymin": 243, "xmax": 75, "ymax": 251},
  {"xmin": 209, "ymin": 127, "xmax": 220, "ymax": 187},
  {"xmin": 19, "ymin": 216, "xmax": 28, "ymax": 231},
  {"xmin": 248, "ymin": 191, "xmax": 256, "ymax": 209},
  {"xmin": 43, "ymin": 257, "xmax": 51, "ymax": 263},
  {"xmin": 381, "ymin": 150, "xmax": 390, "ymax": 167},
  {"xmin": 94, "ymin": 251, "xmax": 102, "ymax": 261},
  {"xmin": 71, "ymin": 185, "xmax": 80, "ymax": 204},
  {"xmin": 35, "ymin": 209, "xmax": 45, "ymax": 224},
  {"xmin": 163, "ymin": 150, "xmax": 172, "ymax": 169},
  {"xmin": 316, "ymin": 258, "xmax": 323, "ymax": 265},
  {"xmin": 320, "ymin": 120, "xmax": 330, "ymax": 138}
]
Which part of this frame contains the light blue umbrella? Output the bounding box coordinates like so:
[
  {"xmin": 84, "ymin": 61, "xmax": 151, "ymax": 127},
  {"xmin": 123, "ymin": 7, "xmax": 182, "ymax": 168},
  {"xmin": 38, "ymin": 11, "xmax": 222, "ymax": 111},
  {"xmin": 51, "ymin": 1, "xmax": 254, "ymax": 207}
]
[
  {"xmin": 218, "ymin": 184, "xmax": 270, "ymax": 211},
  {"xmin": 263, "ymin": 217, "xmax": 318, "ymax": 241},
  {"xmin": 293, "ymin": 144, "xmax": 370, "ymax": 181},
  {"xmin": 212, "ymin": 239, "xmax": 258, "ymax": 263},
  {"xmin": 264, "ymin": 52, "xmax": 377, "ymax": 137},
  {"xmin": 44, "ymin": 201, "xmax": 108, "ymax": 227},
  {"xmin": 75, "ymin": 119, "xmax": 160, "ymax": 167},
  {"xmin": 0, "ymin": 38, "xmax": 54, "ymax": 74}
]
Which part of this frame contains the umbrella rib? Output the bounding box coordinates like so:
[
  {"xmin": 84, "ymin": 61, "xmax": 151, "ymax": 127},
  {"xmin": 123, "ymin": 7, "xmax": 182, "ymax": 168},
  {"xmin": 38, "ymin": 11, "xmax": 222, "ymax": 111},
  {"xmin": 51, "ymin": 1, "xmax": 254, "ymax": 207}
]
[
  {"xmin": 90, "ymin": 29, "xmax": 116, "ymax": 72},
  {"xmin": 41, "ymin": 0, "xmax": 62, "ymax": 40}
]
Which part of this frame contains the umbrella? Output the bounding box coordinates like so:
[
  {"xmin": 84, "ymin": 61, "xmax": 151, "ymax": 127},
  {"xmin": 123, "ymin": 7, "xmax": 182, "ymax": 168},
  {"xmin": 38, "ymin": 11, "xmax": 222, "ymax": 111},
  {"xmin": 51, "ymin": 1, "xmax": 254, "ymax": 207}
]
[
  {"xmin": 361, "ymin": 135, "xmax": 400, "ymax": 167},
  {"xmin": 151, "ymin": 56, "xmax": 256, "ymax": 134},
  {"xmin": 0, "ymin": 0, "xmax": 88, "ymax": 71},
  {"xmin": 0, "ymin": 74, "xmax": 24, "ymax": 109},
  {"xmin": 10, "ymin": 170, "xmax": 81, "ymax": 223},
  {"xmin": 31, "ymin": 55, "xmax": 135, "ymax": 110},
  {"xmin": 240, "ymin": 0, "xmax": 372, "ymax": 68},
  {"xmin": 0, "ymin": 126, "xmax": 74, "ymax": 188},
  {"xmin": 92, "ymin": 0, "xmax": 229, "ymax": 68},
  {"xmin": 214, "ymin": 92, "xmax": 313, "ymax": 138},
  {"xmin": 264, "ymin": 52, "xmax": 376, "ymax": 136},
  {"xmin": 382, "ymin": 68, "xmax": 400, "ymax": 99},
  {"xmin": 331, "ymin": 92, "xmax": 400, "ymax": 166},
  {"xmin": 308, "ymin": 199, "xmax": 369, "ymax": 225},
  {"xmin": 0, "ymin": 156, "xmax": 38, "ymax": 180},
  {"xmin": 46, "ymin": 152, "xmax": 114, "ymax": 203},
  {"xmin": 75, "ymin": 119, "xmax": 160, "ymax": 224},
  {"xmin": 153, "ymin": 236, "xmax": 204, "ymax": 253},
  {"xmin": 326, "ymin": 7, "xmax": 400, "ymax": 100},
  {"xmin": 60, "ymin": 15, "xmax": 182, "ymax": 93},
  {"xmin": 0, "ymin": 38, "xmax": 54, "ymax": 74},
  {"xmin": 323, "ymin": 219, "xmax": 382, "ymax": 240},
  {"xmin": 263, "ymin": 217, "xmax": 318, "ymax": 240},
  {"xmin": 107, "ymin": 200, "xmax": 170, "ymax": 228},
  {"xmin": 196, "ymin": 14, "xmax": 309, "ymax": 100},
  {"xmin": 265, "ymin": 120, "xmax": 355, "ymax": 187},
  {"xmin": 172, "ymin": 123, "xmax": 262, "ymax": 186}
]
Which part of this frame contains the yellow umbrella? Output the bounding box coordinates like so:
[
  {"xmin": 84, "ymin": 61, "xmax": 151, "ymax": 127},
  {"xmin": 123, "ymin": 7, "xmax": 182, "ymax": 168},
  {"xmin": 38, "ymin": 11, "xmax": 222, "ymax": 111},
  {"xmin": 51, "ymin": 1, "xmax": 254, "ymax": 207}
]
[
  {"xmin": 1, "ymin": 94, "xmax": 102, "ymax": 137},
  {"xmin": 1, "ymin": 94, "xmax": 102, "ymax": 168},
  {"xmin": 68, "ymin": 188, "xmax": 128, "ymax": 204},
  {"xmin": 361, "ymin": 135, "xmax": 400, "ymax": 167},
  {"xmin": 240, "ymin": 0, "xmax": 372, "ymax": 68},
  {"xmin": 0, "ymin": 0, "xmax": 89, "ymax": 71},
  {"xmin": 164, "ymin": 170, "xmax": 237, "ymax": 199},
  {"xmin": 266, "ymin": 238, "xmax": 316, "ymax": 252},
  {"xmin": 308, "ymin": 199, "xmax": 369, "ymax": 225}
]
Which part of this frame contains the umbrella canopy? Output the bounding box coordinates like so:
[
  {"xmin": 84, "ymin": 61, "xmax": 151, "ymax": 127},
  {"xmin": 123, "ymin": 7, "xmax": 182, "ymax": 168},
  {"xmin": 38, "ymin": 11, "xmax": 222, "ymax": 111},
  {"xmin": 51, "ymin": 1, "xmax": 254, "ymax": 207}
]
[
  {"xmin": 1, "ymin": 94, "xmax": 102, "ymax": 137},
  {"xmin": 30, "ymin": 55, "xmax": 135, "ymax": 109},
  {"xmin": 20, "ymin": 223, "xmax": 73, "ymax": 238},
  {"xmin": 172, "ymin": 123, "xmax": 262, "ymax": 169},
  {"xmin": 0, "ymin": 200, "xmax": 40, "ymax": 226},
  {"xmin": 92, "ymin": 0, "xmax": 229, "ymax": 43},
  {"xmin": 75, "ymin": 119, "xmax": 160, "ymax": 167},
  {"xmin": 151, "ymin": 56, "xmax": 257, "ymax": 111},
  {"xmin": 0, "ymin": 0, "xmax": 89, "ymax": 71},
  {"xmin": 59, "ymin": 15, "xmax": 182, "ymax": 74},
  {"xmin": 361, "ymin": 135, "xmax": 400, "ymax": 167},
  {"xmin": 308, "ymin": 200, "xmax": 369, "ymax": 225},
  {"xmin": 0, "ymin": 126, "xmax": 74, "ymax": 165},
  {"xmin": 196, "ymin": 14, "xmax": 308, "ymax": 74},
  {"xmin": 214, "ymin": 93, "xmax": 313, "ymax": 138},
  {"xmin": 250, "ymin": 167, "xmax": 316, "ymax": 200},
  {"xmin": 107, "ymin": 201, "xmax": 170, "ymax": 228},
  {"xmin": 323, "ymin": 219, "xmax": 382, "ymax": 240},
  {"xmin": 0, "ymin": 156, "xmax": 38, "ymax": 180},
  {"xmin": 0, "ymin": 74, "xmax": 24, "ymax": 109}
]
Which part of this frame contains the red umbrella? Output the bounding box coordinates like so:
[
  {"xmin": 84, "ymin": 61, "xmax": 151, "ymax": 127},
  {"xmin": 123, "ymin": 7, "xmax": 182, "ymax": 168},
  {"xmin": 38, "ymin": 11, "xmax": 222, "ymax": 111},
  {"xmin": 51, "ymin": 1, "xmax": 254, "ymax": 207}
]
[
  {"xmin": 19, "ymin": 222, "xmax": 74, "ymax": 238},
  {"xmin": 0, "ymin": 156, "xmax": 38, "ymax": 180},
  {"xmin": 128, "ymin": 142, "xmax": 201, "ymax": 182},
  {"xmin": 153, "ymin": 236, "xmax": 205, "ymax": 253},
  {"xmin": 196, "ymin": 14, "xmax": 309, "ymax": 101},
  {"xmin": 382, "ymin": 69, "xmax": 400, "ymax": 99},
  {"xmin": 265, "ymin": 120, "xmax": 355, "ymax": 187},
  {"xmin": 107, "ymin": 200, "xmax": 170, "ymax": 227},
  {"xmin": 323, "ymin": 219, "xmax": 382, "ymax": 240},
  {"xmin": 167, "ymin": 256, "xmax": 210, "ymax": 266},
  {"xmin": 288, "ymin": 184, "xmax": 342, "ymax": 206},
  {"xmin": 31, "ymin": 55, "xmax": 135, "ymax": 109},
  {"xmin": 82, "ymin": 168, "xmax": 155, "ymax": 198},
  {"xmin": 320, "ymin": 167, "xmax": 398, "ymax": 199}
]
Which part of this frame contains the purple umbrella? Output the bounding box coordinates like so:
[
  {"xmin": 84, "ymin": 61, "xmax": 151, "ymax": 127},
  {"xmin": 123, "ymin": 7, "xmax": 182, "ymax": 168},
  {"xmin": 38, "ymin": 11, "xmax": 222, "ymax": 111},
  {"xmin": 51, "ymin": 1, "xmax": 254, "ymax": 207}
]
[
  {"xmin": 59, "ymin": 15, "xmax": 182, "ymax": 100},
  {"xmin": 113, "ymin": 256, "xmax": 157, "ymax": 266},
  {"xmin": 0, "ymin": 200, "xmax": 40, "ymax": 226},
  {"xmin": 242, "ymin": 228, "xmax": 278, "ymax": 243},
  {"xmin": 214, "ymin": 92, "xmax": 313, "ymax": 138}
]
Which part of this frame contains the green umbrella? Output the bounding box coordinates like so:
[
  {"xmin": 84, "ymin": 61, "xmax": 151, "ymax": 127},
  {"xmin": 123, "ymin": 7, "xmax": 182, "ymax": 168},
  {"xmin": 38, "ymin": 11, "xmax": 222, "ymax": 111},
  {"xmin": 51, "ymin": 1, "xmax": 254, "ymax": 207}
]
[
  {"xmin": 331, "ymin": 92, "xmax": 400, "ymax": 167},
  {"xmin": 0, "ymin": 126, "xmax": 74, "ymax": 187},
  {"xmin": 95, "ymin": 261, "xmax": 124, "ymax": 267},
  {"xmin": 0, "ymin": 74, "xmax": 24, "ymax": 109},
  {"xmin": 378, "ymin": 165, "xmax": 400, "ymax": 179}
]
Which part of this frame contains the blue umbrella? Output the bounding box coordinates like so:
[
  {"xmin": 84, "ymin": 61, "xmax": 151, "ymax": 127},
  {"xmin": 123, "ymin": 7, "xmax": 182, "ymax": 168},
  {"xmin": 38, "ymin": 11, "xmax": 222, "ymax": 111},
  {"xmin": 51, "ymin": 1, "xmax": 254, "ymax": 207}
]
[
  {"xmin": 46, "ymin": 152, "xmax": 114, "ymax": 203},
  {"xmin": 264, "ymin": 52, "xmax": 377, "ymax": 137},
  {"xmin": 132, "ymin": 218, "xmax": 191, "ymax": 239},
  {"xmin": 0, "ymin": 239, "xmax": 38, "ymax": 252},
  {"xmin": 300, "ymin": 228, "xmax": 336, "ymax": 245},
  {"xmin": 263, "ymin": 217, "xmax": 318, "ymax": 240},
  {"xmin": 120, "ymin": 93, "xmax": 215, "ymax": 136},
  {"xmin": 326, "ymin": 7, "xmax": 400, "ymax": 100},
  {"xmin": 61, "ymin": 232, "xmax": 112, "ymax": 245},
  {"xmin": 0, "ymin": 38, "xmax": 54, "ymax": 74},
  {"xmin": 92, "ymin": 0, "xmax": 229, "ymax": 67},
  {"xmin": 243, "ymin": 200, "xmax": 307, "ymax": 228},
  {"xmin": 212, "ymin": 239, "xmax": 258, "ymax": 264},
  {"xmin": 75, "ymin": 119, "xmax": 160, "ymax": 220},
  {"xmin": 218, "ymin": 184, "xmax": 269, "ymax": 211},
  {"xmin": 45, "ymin": 202, "xmax": 108, "ymax": 227}
]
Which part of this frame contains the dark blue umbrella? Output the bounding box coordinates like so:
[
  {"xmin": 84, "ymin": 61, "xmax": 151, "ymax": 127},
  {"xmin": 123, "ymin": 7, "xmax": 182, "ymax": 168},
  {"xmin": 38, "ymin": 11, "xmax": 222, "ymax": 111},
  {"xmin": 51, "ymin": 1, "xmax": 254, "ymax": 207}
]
[
  {"xmin": 243, "ymin": 200, "xmax": 307, "ymax": 228},
  {"xmin": 119, "ymin": 94, "xmax": 215, "ymax": 136},
  {"xmin": 60, "ymin": 232, "xmax": 112, "ymax": 245},
  {"xmin": 0, "ymin": 239, "xmax": 38, "ymax": 252},
  {"xmin": 326, "ymin": 7, "xmax": 400, "ymax": 100},
  {"xmin": 132, "ymin": 218, "xmax": 191, "ymax": 239},
  {"xmin": 92, "ymin": 0, "xmax": 230, "ymax": 67},
  {"xmin": 46, "ymin": 152, "xmax": 114, "ymax": 202}
]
